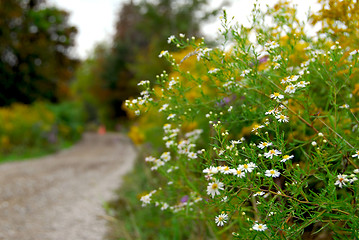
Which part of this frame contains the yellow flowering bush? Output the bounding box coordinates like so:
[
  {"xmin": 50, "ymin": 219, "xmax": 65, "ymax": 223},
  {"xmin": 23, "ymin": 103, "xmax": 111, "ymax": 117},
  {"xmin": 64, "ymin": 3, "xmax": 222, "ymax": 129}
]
[{"xmin": 0, "ymin": 102, "xmax": 84, "ymax": 157}]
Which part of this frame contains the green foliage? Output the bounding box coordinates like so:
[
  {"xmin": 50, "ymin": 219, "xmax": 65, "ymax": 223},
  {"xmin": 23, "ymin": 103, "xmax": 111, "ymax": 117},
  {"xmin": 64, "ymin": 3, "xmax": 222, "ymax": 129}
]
[
  {"xmin": 117, "ymin": 1, "xmax": 359, "ymax": 239},
  {"xmin": 0, "ymin": 0, "xmax": 79, "ymax": 106},
  {"xmin": 106, "ymin": 155, "xmax": 214, "ymax": 240}
]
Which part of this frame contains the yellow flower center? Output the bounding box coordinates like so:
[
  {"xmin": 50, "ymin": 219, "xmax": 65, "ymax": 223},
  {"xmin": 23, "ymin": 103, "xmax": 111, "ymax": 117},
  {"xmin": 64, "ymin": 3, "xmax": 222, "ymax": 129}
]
[
  {"xmin": 212, "ymin": 183, "xmax": 218, "ymax": 190},
  {"xmin": 270, "ymin": 170, "xmax": 275, "ymax": 174}
]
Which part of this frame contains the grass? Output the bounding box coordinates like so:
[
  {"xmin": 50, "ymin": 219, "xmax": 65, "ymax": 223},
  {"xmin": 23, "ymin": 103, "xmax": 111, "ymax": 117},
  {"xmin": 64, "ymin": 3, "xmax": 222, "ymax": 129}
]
[
  {"xmin": 0, "ymin": 140, "xmax": 76, "ymax": 164},
  {"xmin": 104, "ymin": 152, "xmax": 214, "ymax": 240}
]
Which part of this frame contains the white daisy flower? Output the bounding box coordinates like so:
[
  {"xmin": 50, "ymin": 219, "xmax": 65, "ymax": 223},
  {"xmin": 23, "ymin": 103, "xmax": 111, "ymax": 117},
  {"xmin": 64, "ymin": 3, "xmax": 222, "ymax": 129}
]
[
  {"xmin": 276, "ymin": 114, "xmax": 289, "ymax": 123},
  {"xmin": 145, "ymin": 156, "xmax": 156, "ymax": 162},
  {"xmin": 296, "ymin": 80, "xmax": 310, "ymax": 88},
  {"xmin": 265, "ymin": 41, "xmax": 279, "ymax": 50},
  {"xmin": 265, "ymin": 108, "xmax": 279, "ymax": 115},
  {"xmin": 352, "ymin": 150, "xmax": 359, "ymax": 158},
  {"xmin": 159, "ymin": 104, "xmax": 169, "ymax": 112},
  {"xmin": 231, "ymin": 167, "xmax": 246, "ymax": 178},
  {"xmin": 215, "ymin": 213, "xmax": 228, "ymax": 226},
  {"xmin": 349, "ymin": 49, "xmax": 358, "ymax": 56},
  {"xmin": 161, "ymin": 203, "xmax": 169, "ymax": 210},
  {"xmin": 284, "ymin": 84, "xmax": 297, "ymax": 94},
  {"xmin": 160, "ymin": 152, "xmax": 171, "ymax": 162},
  {"xmin": 207, "ymin": 180, "xmax": 224, "ymax": 198},
  {"xmin": 265, "ymin": 169, "xmax": 281, "ymax": 178},
  {"xmin": 264, "ymin": 149, "xmax": 282, "ymax": 159},
  {"xmin": 240, "ymin": 69, "xmax": 251, "ymax": 77},
  {"xmin": 140, "ymin": 194, "xmax": 152, "ymax": 206},
  {"xmin": 334, "ymin": 174, "xmax": 349, "ymax": 188},
  {"xmin": 270, "ymin": 92, "xmax": 284, "ymax": 100},
  {"xmin": 165, "ymin": 140, "xmax": 174, "ymax": 148},
  {"xmin": 167, "ymin": 113, "xmax": 176, "ymax": 120},
  {"xmin": 273, "ymin": 55, "xmax": 282, "ymax": 62},
  {"xmin": 252, "ymin": 124, "xmax": 265, "ymax": 132},
  {"xmin": 339, "ymin": 104, "xmax": 349, "ymax": 109},
  {"xmin": 208, "ymin": 68, "xmax": 220, "ymax": 74},
  {"xmin": 257, "ymin": 141, "xmax": 273, "ymax": 149},
  {"xmin": 167, "ymin": 35, "xmax": 175, "ymax": 43},
  {"xmin": 273, "ymin": 62, "xmax": 281, "ymax": 69},
  {"xmin": 280, "ymin": 154, "xmax": 294, "ymax": 162},
  {"xmin": 220, "ymin": 165, "xmax": 232, "ymax": 174},
  {"xmin": 242, "ymin": 162, "xmax": 257, "ymax": 173},
  {"xmin": 253, "ymin": 191, "xmax": 265, "ymax": 196},
  {"xmin": 188, "ymin": 152, "xmax": 197, "ymax": 159},
  {"xmin": 349, "ymin": 175, "xmax": 358, "ymax": 184},
  {"xmin": 158, "ymin": 50, "xmax": 169, "ymax": 58},
  {"xmin": 253, "ymin": 223, "xmax": 268, "ymax": 231}
]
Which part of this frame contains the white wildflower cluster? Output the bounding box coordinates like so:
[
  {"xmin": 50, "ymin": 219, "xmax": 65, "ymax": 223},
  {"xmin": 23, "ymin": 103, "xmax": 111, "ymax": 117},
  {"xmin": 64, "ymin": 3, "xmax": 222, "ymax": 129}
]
[
  {"xmin": 140, "ymin": 190, "xmax": 157, "ymax": 207},
  {"xmin": 222, "ymin": 77, "xmax": 242, "ymax": 90},
  {"xmin": 339, "ymin": 104, "xmax": 349, "ymax": 109},
  {"xmin": 145, "ymin": 153, "xmax": 170, "ymax": 171},
  {"xmin": 270, "ymin": 92, "xmax": 284, "ymax": 100},
  {"xmin": 203, "ymin": 162, "xmax": 257, "ymax": 195},
  {"xmin": 167, "ymin": 128, "xmax": 203, "ymax": 160},
  {"xmin": 124, "ymin": 81, "xmax": 153, "ymax": 115},
  {"xmin": 163, "ymin": 123, "xmax": 180, "ymax": 148},
  {"xmin": 264, "ymin": 41, "xmax": 280, "ymax": 52},
  {"xmin": 251, "ymin": 124, "xmax": 265, "ymax": 132},
  {"xmin": 167, "ymin": 77, "xmax": 178, "ymax": 90},
  {"xmin": 334, "ymin": 173, "xmax": 358, "ymax": 188},
  {"xmin": 169, "ymin": 194, "xmax": 203, "ymax": 213},
  {"xmin": 272, "ymin": 55, "xmax": 282, "ymax": 69},
  {"xmin": 329, "ymin": 41, "xmax": 342, "ymax": 51},
  {"xmin": 240, "ymin": 69, "xmax": 252, "ymax": 77},
  {"xmin": 167, "ymin": 35, "xmax": 175, "ymax": 44},
  {"xmin": 196, "ymin": 47, "xmax": 212, "ymax": 61},
  {"xmin": 208, "ymin": 68, "xmax": 220, "ymax": 74},
  {"xmin": 137, "ymin": 80, "xmax": 150, "ymax": 86},
  {"xmin": 280, "ymin": 74, "xmax": 310, "ymax": 95},
  {"xmin": 154, "ymin": 192, "xmax": 202, "ymax": 213},
  {"xmin": 158, "ymin": 50, "xmax": 169, "ymax": 58},
  {"xmin": 268, "ymin": 96, "xmax": 290, "ymax": 123},
  {"xmin": 349, "ymin": 49, "xmax": 358, "ymax": 56}
]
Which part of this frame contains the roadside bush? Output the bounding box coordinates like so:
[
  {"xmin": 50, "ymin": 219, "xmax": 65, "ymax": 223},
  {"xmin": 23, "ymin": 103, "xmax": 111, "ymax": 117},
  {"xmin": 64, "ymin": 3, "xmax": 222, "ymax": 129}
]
[
  {"xmin": 121, "ymin": 1, "xmax": 359, "ymax": 239},
  {"xmin": 0, "ymin": 101, "xmax": 84, "ymax": 159}
]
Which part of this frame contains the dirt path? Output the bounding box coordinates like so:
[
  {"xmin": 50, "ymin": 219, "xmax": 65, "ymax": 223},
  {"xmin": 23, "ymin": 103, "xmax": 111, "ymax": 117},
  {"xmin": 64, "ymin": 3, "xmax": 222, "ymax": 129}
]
[{"xmin": 0, "ymin": 132, "xmax": 137, "ymax": 240}]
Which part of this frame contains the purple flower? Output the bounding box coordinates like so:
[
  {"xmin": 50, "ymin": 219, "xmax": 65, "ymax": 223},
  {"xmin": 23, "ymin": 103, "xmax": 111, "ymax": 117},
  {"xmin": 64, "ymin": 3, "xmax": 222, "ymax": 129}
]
[{"xmin": 180, "ymin": 195, "xmax": 189, "ymax": 203}]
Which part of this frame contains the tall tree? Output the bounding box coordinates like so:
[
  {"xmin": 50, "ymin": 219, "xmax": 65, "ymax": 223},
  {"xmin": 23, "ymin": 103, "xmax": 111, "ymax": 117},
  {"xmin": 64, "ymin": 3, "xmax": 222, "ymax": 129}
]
[
  {"xmin": 102, "ymin": 0, "xmax": 222, "ymax": 120},
  {"xmin": 0, "ymin": 0, "xmax": 78, "ymax": 105}
]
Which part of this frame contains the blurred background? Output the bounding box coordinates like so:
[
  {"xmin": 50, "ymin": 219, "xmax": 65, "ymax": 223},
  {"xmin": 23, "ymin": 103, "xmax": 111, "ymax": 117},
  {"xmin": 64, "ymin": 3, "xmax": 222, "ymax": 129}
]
[{"xmin": 0, "ymin": 0, "xmax": 317, "ymax": 159}]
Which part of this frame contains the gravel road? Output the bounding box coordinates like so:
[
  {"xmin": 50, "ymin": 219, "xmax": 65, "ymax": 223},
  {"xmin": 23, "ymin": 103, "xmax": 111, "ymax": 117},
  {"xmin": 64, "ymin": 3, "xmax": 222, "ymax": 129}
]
[{"xmin": 0, "ymin": 132, "xmax": 136, "ymax": 240}]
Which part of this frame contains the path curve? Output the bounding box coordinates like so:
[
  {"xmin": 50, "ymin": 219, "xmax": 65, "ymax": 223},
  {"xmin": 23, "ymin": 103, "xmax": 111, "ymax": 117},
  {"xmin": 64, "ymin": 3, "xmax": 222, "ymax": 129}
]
[{"xmin": 0, "ymin": 132, "xmax": 136, "ymax": 240}]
